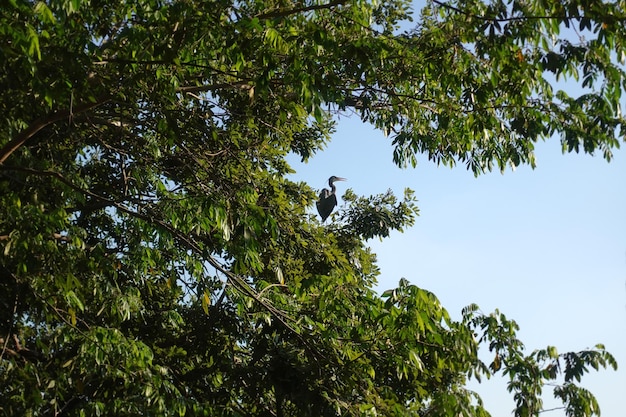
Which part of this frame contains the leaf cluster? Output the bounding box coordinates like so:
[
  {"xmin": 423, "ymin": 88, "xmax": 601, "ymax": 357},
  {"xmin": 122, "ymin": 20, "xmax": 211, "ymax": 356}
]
[{"xmin": 0, "ymin": 0, "xmax": 620, "ymax": 416}]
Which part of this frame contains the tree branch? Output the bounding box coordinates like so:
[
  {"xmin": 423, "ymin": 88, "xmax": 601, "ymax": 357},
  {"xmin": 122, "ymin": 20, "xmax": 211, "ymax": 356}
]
[
  {"xmin": 0, "ymin": 95, "xmax": 110, "ymax": 165},
  {"xmin": 539, "ymin": 406, "xmax": 566, "ymax": 413},
  {"xmin": 433, "ymin": 0, "xmax": 625, "ymax": 23},
  {"xmin": 178, "ymin": 81, "xmax": 253, "ymax": 94},
  {"xmin": 255, "ymin": 0, "xmax": 346, "ymax": 19},
  {"xmin": 431, "ymin": 0, "xmax": 570, "ymax": 22}
]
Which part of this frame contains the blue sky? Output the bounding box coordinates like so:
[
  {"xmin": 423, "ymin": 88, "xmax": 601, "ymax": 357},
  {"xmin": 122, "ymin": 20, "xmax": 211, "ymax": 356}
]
[{"xmin": 288, "ymin": 115, "xmax": 625, "ymax": 416}]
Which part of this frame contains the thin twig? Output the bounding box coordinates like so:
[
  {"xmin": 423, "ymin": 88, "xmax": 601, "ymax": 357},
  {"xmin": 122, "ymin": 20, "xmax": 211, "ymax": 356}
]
[{"xmin": 0, "ymin": 291, "xmax": 19, "ymax": 362}]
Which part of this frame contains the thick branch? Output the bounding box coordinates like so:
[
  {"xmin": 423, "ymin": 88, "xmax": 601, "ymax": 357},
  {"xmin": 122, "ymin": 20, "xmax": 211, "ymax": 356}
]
[
  {"xmin": 0, "ymin": 95, "xmax": 110, "ymax": 165},
  {"xmin": 255, "ymin": 0, "xmax": 346, "ymax": 19}
]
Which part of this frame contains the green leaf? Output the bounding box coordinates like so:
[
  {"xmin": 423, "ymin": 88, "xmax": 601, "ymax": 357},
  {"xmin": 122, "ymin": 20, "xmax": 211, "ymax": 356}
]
[
  {"xmin": 27, "ymin": 26, "xmax": 41, "ymax": 60},
  {"xmin": 0, "ymin": 1, "xmax": 620, "ymax": 415}
]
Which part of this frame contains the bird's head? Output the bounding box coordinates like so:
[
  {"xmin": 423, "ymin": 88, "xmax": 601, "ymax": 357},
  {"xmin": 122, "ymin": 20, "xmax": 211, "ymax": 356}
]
[{"xmin": 329, "ymin": 176, "xmax": 347, "ymax": 185}]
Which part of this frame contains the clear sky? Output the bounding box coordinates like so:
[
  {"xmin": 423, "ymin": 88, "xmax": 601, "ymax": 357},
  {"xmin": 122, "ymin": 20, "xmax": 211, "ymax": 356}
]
[{"xmin": 288, "ymin": 114, "xmax": 625, "ymax": 416}]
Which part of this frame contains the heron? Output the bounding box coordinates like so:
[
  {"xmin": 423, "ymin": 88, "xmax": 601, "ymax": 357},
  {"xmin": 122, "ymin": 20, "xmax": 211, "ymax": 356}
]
[{"xmin": 316, "ymin": 176, "xmax": 346, "ymax": 222}]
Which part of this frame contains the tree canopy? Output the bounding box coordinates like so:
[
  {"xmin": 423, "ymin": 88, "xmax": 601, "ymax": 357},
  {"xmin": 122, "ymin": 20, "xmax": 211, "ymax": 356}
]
[{"xmin": 0, "ymin": 0, "xmax": 622, "ymax": 416}]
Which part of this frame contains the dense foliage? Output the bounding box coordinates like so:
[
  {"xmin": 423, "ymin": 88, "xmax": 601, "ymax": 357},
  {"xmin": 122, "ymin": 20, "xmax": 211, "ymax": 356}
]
[{"xmin": 0, "ymin": 0, "xmax": 621, "ymax": 416}]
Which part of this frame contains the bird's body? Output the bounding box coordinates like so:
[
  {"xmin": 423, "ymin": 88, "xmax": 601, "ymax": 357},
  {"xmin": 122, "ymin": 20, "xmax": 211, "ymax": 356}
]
[{"xmin": 316, "ymin": 176, "xmax": 346, "ymax": 222}]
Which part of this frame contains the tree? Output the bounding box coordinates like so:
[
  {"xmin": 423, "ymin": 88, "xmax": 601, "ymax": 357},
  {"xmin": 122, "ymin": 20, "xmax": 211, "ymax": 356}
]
[{"xmin": 0, "ymin": 0, "xmax": 621, "ymax": 416}]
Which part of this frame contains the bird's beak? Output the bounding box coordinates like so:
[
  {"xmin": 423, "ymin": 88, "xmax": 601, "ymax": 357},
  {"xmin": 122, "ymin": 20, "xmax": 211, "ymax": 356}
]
[{"xmin": 335, "ymin": 177, "xmax": 347, "ymax": 181}]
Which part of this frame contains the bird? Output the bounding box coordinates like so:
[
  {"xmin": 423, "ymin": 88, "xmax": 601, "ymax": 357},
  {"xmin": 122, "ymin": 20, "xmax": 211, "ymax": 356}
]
[{"xmin": 316, "ymin": 176, "xmax": 346, "ymax": 222}]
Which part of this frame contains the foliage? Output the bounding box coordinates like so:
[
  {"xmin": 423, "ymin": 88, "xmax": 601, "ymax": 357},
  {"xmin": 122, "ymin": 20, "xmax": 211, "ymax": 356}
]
[{"xmin": 0, "ymin": 0, "xmax": 621, "ymax": 416}]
